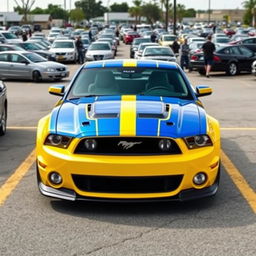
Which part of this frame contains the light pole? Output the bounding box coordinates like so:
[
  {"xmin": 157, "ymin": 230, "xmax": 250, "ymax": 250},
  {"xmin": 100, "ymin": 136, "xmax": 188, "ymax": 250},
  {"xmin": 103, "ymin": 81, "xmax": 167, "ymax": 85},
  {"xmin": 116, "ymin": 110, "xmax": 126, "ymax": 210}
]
[
  {"xmin": 208, "ymin": 0, "xmax": 211, "ymax": 24},
  {"xmin": 173, "ymin": 0, "xmax": 176, "ymax": 35},
  {"xmin": 165, "ymin": 0, "xmax": 169, "ymax": 31}
]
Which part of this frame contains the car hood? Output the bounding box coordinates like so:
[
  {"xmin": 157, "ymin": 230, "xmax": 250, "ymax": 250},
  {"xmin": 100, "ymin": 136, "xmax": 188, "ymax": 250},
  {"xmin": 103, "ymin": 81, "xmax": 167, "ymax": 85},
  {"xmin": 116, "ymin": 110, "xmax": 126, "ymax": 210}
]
[
  {"xmin": 142, "ymin": 56, "xmax": 176, "ymax": 61},
  {"xmin": 86, "ymin": 50, "xmax": 112, "ymax": 55},
  {"xmin": 49, "ymin": 96, "xmax": 207, "ymax": 138},
  {"xmin": 50, "ymin": 48, "xmax": 75, "ymax": 53},
  {"xmin": 5, "ymin": 38, "xmax": 22, "ymax": 43},
  {"xmin": 34, "ymin": 61, "xmax": 66, "ymax": 68}
]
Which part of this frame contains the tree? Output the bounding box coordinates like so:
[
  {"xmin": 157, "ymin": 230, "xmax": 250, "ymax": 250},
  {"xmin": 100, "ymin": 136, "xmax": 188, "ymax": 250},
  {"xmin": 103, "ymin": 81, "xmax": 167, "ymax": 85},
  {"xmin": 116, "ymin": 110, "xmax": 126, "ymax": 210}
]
[
  {"xmin": 243, "ymin": 0, "xmax": 256, "ymax": 25},
  {"xmin": 176, "ymin": 4, "xmax": 186, "ymax": 23},
  {"xmin": 75, "ymin": 0, "xmax": 108, "ymax": 21},
  {"xmin": 110, "ymin": 3, "xmax": 129, "ymax": 12},
  {"xmin": 70, "ymin": 8, "xmax": 85, "ymax": 24},
  {"xmin": 183, "ymin": 8, "xmax": 196, "ymax": 18},
  {"xmin": 128, "ymin": 0, "xmax": 142, "ymax": 24},
  {"xmin": 47, "ymin": 4, "xmax": 69, "ymax": 20},
  {"xmin": 14, "ymin": 0, "xmax": 35, "ymax": 22},
  {"xmin": 141, "ymin": 3, "xmax": 161, "ymax": 24}
]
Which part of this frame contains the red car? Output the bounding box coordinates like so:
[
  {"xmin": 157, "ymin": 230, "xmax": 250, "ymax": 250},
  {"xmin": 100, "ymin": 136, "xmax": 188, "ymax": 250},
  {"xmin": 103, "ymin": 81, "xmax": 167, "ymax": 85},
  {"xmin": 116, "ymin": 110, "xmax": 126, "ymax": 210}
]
[
  {"xmin": 223, "ymin": 28, "xmax": 236, "ymax": 37},
  {"xmin": 123, "ymin": 31, "xmax": 140, "ymax": 44}
]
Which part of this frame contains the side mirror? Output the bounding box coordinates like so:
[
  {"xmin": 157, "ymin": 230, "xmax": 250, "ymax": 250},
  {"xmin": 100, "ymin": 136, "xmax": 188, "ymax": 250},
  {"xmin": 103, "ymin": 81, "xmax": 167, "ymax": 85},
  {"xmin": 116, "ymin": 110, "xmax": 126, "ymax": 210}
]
[
  {"xmin": 48, "ymin": 85, "xmax": 65, "ymax": 96},
  {"xmin": 196, "ymin": 85, "xmax": 212, "ymax": 97},
  {"xmin": 21, "ymin": 60, "xmax": 29, "ymax": 65}
]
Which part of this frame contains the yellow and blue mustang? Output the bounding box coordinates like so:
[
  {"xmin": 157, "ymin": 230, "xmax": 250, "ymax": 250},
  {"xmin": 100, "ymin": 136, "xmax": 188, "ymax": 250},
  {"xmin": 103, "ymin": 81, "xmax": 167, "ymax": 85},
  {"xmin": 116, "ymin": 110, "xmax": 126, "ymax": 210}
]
[{"xmin": 36, "ymin": 59, "xmax": 220, "ymax": 202}]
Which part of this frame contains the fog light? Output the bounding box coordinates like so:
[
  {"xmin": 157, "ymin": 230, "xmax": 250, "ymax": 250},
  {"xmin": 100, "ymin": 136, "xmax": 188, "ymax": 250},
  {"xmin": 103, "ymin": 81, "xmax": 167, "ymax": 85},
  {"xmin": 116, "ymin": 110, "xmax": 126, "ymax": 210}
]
[
  {"xmin": 159, "ymin": 139, "xmax": 171, "ymax": 151},
  {"xmin": 193, "ymin": 172, "xmax": 207, "ymax": 185},
  {"xmin": 49, "ymin": 172, "xmax": 62, "ymax": 185},
  {"xmin": 84, "ymin": 139, "xmax": 97, "ymax": 151}
]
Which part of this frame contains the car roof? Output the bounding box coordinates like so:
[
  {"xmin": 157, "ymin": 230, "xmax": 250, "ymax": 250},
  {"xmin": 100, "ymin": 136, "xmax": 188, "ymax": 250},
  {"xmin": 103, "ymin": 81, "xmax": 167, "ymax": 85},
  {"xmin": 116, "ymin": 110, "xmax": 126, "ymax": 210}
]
[
  {"xmin": 0, "ymin": 50, "xmax": 28, "ymax": 54},
  {"xmin": 84, "ymin": 59, "xmax": 178, "ymax": 70},
  {"xmin": 53, "ymin": 39, "xmax": 74, "ymax": 42}
]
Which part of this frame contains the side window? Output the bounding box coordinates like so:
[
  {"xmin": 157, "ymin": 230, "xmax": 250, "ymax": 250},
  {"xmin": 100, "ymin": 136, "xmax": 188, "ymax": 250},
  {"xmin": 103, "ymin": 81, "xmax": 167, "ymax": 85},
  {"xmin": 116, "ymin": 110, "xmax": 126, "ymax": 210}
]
[
  {"xmin": 10, "ymin": 54, "xmax": 26, "ymax": 63},
  {"xmin": 221, "ymin": 48, "xmax": 231, "ymax": 54},
  {"xmin": 239, "ymin": 46, "xmax": 253, "ymax": 57},
  {"xmin": 243, "ymin": 39, "xmax": 254, "ymax": 44},
  {"xmin": 0, "ymin": 53, "xmax": 9, "ymax": 62},
  {"xmin": 230, "ymin": 47, "xmax": 241, "ymax": 55}
]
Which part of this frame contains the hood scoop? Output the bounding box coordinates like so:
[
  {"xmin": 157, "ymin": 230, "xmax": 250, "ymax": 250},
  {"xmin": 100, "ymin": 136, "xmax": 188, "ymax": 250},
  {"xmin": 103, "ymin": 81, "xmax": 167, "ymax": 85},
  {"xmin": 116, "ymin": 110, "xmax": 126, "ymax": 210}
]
[{"xmin": 87, "ymin": 101, "xmax": 170, "ymax": 119}]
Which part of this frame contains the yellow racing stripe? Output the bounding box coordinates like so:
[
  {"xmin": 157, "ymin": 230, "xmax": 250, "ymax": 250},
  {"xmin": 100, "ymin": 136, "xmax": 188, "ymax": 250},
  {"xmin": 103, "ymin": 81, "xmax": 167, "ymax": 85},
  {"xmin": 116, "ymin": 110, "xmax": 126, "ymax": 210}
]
[
  {"xmin": 123, "ymin": 60, "xmax": 137, "ymax": 67},
  {"xmin": 120, "ymin": 95, "xmax": 137, "ymax": 136}
]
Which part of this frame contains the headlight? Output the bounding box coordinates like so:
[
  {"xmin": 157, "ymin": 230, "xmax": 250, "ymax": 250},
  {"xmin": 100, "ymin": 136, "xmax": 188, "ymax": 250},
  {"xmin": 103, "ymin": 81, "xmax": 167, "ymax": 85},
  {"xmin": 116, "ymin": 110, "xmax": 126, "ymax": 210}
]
[
  {"xmin": 184, "ymin": 135, "xmax": 213, "ymax": 149},
  {"xmin": 44, "ymin": 134, "xmax": 72, "ymax": 148},
  {"xmin": 47, "ymin": 68, "xmax": 55, "ymax": 72},
  {"xmin": 86, "ymin": 54, "xmax": 92, "ymax": 58},
  {"xmin": 67, "ymin": 52, "xmax": 74, "ymax": 55},
  {"xmin": 106, "ymin": 53, "xmax": 113, "ymax": 58}
]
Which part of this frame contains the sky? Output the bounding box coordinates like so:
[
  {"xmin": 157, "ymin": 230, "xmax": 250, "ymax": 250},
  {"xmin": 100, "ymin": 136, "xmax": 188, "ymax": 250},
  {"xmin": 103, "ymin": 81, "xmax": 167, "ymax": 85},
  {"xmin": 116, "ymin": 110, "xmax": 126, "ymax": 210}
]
[{"xmin": 2, "ymin": 0, "xmax": 244, "ymax": 12}]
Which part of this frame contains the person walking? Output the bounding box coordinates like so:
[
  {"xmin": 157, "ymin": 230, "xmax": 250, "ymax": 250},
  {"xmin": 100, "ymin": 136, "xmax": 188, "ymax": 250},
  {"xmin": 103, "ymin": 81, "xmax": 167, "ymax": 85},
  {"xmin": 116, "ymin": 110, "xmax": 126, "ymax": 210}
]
[
  {"xmin": 22, "ymin": 32, "xmax": 28, "ymax": 42},
  {"xmin": 180, "ymin": 38, "xmax": 190, "ymax": 71},
  {"xmin": 75, "ymin": 36, "xmax": 85, "ymax": 64},
  {"xmin": 172, "ymin": 38, "xmax": 180, "ymax": 57},
  {"xmin": 150, "ymin": 32, "xmax": 157, "ymax": 43},
  {"xmin": 202, "ymin": 35, "xmax": 216, "ymax": 78}
]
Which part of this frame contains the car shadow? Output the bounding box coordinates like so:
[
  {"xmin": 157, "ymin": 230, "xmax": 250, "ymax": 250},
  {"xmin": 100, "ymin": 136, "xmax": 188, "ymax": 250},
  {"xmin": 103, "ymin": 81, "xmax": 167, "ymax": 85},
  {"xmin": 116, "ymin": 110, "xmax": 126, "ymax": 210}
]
[{"xmin": 49, "ymin": 137, "xmax": 255, "ymax": 229}]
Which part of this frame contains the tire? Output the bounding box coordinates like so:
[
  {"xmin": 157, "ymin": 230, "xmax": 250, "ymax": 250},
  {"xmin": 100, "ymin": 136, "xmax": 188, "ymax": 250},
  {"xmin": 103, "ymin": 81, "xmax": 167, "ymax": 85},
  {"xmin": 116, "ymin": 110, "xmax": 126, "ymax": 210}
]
[
  {"xmin": 32, "ymin": 71, "xmax": 42, "ymax": 82},
  {"xmin": 198, "ymin": 69, "xmax": 206, "ymax": 75},
  {"xmin": 226, "ymin": 62, "xmax": 238, "ymax": 76},
  {"xmin": 0, "ymin": 104, "xmax": 7, "ymax": 136}
]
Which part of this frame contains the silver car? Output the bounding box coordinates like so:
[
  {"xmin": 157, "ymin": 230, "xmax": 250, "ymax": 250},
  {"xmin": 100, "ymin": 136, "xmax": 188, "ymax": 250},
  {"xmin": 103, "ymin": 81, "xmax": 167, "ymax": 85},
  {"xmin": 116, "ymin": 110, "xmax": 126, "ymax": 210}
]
[
  {"xmin": 86, "ymin": 42, "xmax": 114, "ymax": 61},
  {"xmin": 0, "ymin": 51, "xmax": 69, "ymax": 82},
  {"xmin": 141, "ymin": 46, "xmax": 176, "ymax": 62}
]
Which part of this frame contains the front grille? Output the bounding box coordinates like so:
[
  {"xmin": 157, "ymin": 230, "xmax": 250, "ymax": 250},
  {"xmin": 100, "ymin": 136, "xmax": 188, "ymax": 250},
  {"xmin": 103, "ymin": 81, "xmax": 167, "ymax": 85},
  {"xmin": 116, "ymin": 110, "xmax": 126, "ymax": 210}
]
[
  {"xmin": 56, "ymin": 67, "xmax": 65, "ymax": 71},
  {"xmin": 74, "ymin": 137, "xmax": 182, "ymax": 155},
  {"xmin": 56, "ymin": 52, "xmax": 66, "ymax": 56},
  {"xmin": 72, "ymin": 175, "xmax": 183, "ymax": 193},
  {"xmin": 93, "ymin": 55, "xmax": 104, "ymax": 60}
]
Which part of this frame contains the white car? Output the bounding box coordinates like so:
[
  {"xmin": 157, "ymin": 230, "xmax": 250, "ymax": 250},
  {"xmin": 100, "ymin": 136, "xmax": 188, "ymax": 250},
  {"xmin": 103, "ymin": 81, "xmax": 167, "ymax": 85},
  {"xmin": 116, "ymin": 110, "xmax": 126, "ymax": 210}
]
[
  {"xmin": 47, "ymin": 32, "xmax": 60, "ymax": 43},
  {"xmin": 187, "ymin": 37, "xmax": 205, "ymax": 45},
  {"xmin": 141, "ymin": 46, "xmax": 176, "ymax": 62},
  {"xmin": 0, "ymin": 31, "xmax": 22, "ymax": 44},
  {"xmin": 135, "ymin": 42, "xmax": 159, "ymax": 59},
  {"xmin": 86, "ymin": 42, "xmax": 114, "ymax": 61},
  {"xmin": 50, "ymin": 40, "xmax": 77, "ymax": 63}
]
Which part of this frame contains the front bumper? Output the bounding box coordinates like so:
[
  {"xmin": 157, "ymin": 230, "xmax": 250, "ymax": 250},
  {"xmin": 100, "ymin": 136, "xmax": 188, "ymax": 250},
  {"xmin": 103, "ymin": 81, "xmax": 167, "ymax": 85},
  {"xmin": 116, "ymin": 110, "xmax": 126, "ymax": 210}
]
[
  {"xmin": 37, "ymin": 137, "xmax": 220, "ymax": 201},
  {"xmin": 41, "ymin": 71, "xmax": 70, "ymax": 80},
  {"xmin": 38, "ymin": 166, "xmax": 220, "ymax": 202},
  {"xmin": 55, "ymin": 54, "xmax": 76, "ymax": 62}
]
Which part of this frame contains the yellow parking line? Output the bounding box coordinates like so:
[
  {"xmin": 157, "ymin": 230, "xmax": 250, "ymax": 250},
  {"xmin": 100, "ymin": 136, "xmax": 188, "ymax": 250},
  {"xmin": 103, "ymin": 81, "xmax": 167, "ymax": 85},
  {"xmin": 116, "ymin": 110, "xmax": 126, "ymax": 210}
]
[
  {"xmin": 7, "ymin": 126, "xmax": 37, "ymax": 130},
  {"xmin": 221, "ymin": 150, "xmax": 256, "ymax": 214},
  {"xmin": 0, "ymin": 149, "xmax": 35, "ymax": 206},
  {"xmin": 221, "ymin": 128, "xmax": 256, "ymax": 131}
]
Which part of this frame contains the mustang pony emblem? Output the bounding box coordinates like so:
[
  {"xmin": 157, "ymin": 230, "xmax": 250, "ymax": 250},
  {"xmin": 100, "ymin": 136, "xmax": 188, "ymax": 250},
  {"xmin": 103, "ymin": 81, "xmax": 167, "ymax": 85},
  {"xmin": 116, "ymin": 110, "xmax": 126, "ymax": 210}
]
[{"xmin": 118, "ymin": 141, "xmax": 142, "ymax": 150}]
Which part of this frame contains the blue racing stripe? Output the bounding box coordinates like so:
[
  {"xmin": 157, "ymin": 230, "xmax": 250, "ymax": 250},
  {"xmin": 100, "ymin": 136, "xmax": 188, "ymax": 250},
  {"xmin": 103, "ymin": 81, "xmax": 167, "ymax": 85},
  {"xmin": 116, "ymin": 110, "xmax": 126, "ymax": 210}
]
[
  {"xmin": 158, "ymin": 62, "xmax": 177, "ymax": 69},
  {"xmin": 104, "ymin": 60, "xmax": 123, "ymax": 68},
  {"xmin": 49, "ymin": 107, "xmax": 60, "ymax": 133},
  {"xmin": 85, "ymin": 62, "xmax": 104, "ymax": 69},
  {"xmin": 137, "ymin": 61, "xmax": 157, "ymax": 68}
]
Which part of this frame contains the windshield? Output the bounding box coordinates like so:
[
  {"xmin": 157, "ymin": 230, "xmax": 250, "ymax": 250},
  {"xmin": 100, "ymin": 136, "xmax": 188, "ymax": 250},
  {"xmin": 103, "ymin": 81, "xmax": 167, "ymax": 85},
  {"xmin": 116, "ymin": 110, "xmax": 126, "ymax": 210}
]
[
  {"xmin": 23, "ymin": 53, "xmax": 47, "ymax": 63},
  {"xmin": 89, "ymin": 43, "xmax": 110, "ymax": 50},
  {"xmin": 52, "ymin": 41, "xmax": 74, "ymax": 48},
  {"xmin": 81, "ymin": 39, "xmax": 89, "ymax": 44},
  {"xmin": 217, "ymin": 38, "xmax": 230, "ymax": 43},
  {"xmin": 139, "ymin": 44, "xmax": 158, "ymax": 51},
  {"xmin": 133, "ymin": 38, "xmax": 151, "ymax": 46},
  {"xmin": 144, "ymin": 48, "xmax": 174, "ymax": 56},
  {"xmin": 68, "ymin": 68, "xmax": 192, "ymax": 99},
  {"xmin": 21, "ymin": 43, "xmax": 41, "ymax": 50},
  {"xmin": 163, "ymin": 36, "xmax": 176, "ymax": 41},
  {"xmin": 2, "ymin": 33, "xmax": 18, "ymax": 39},
  {"xmin": 49, "ymin": 33, "xmax": 59, "ymax": 37}
]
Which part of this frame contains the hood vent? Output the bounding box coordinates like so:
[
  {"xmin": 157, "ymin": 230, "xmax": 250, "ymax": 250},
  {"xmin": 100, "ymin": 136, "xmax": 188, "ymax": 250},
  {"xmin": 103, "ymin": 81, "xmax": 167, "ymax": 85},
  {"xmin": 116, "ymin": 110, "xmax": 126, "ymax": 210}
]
[{"xmin": 87, "ymin": 101, "xmax": 170, "ymax": 119}]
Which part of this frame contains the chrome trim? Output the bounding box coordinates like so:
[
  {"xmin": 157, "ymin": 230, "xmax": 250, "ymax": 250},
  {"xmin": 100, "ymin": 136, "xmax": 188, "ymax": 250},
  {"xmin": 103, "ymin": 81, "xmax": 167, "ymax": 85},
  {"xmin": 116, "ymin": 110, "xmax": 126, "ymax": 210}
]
[{"xmin": 39, "ymin": 182, "xmax": 76, "ymax": 201}]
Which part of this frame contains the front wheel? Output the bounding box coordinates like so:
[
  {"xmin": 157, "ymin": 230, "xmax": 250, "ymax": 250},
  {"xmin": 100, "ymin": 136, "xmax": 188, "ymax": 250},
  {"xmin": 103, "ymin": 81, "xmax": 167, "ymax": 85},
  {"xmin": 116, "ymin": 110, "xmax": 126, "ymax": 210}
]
[
  {"xmin": 32, "ymin": 71, "xmax": 42, "ymax": 82},
  {"xmin": 0, "ymin": 105, "xmax": 7, "ymax": 136},
  {"xmin": 226, "ymin": 62, "xmax": 238, "ymax": 76}
]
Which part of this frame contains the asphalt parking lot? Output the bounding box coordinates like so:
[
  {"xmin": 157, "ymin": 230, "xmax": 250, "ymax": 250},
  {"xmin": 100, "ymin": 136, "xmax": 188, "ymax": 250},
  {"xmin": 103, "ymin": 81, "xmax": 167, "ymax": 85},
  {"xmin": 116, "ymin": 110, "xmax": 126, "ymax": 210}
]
[{"xmin": 1, "ymin": 42, "xmax": 256, "ymax": 256}]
